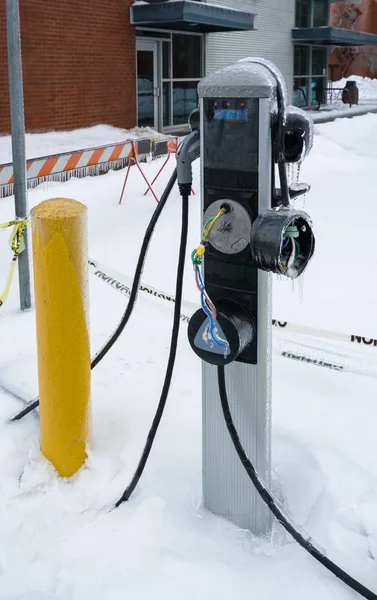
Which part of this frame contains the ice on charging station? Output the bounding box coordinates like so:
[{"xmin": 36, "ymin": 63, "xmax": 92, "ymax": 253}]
[{"xmin": 186, "ymin": 58, "xmax": 314, "ymax": 534}]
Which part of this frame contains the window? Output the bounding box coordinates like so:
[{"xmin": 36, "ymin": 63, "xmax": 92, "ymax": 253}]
[
  {"xmin": 293, "ymin": 45, "xmax": 328, "ymax": 107},
  {"xmin": 172, "ymin": 82, "xmax": 198, "ymax": 125},
  {"xmin": 163, "ymin": 82, "xmax": 171, "ymax": 127},
  {"xmin": 172, "ymin": 34, "xmax": 201, "ymax": 79},
  {"xmin": 294, "ymin": 46, "xmax": 310, "ymax": 77},
  {"xmin": 295, "ymin": 0, "xmax": 330, "ymax": 28},
  {"xmin": 312, "ymin": 47, "xmax": 327, "ymax": 76},
  {"xmin": 162, "ymin": 33, "xmax": 203, "ymax": 128},
  {"xmin": 293, "ymin": 77, "xmax": 310, "ymax": 107},
  {"xmin": 294, "ymin": 1, "xmax": 330, "ymax": 107},
  {"xmin": 296, "ymin": 0, "xmax": 310, "ymax": 27},
  {"xmin": 162, "ymin": 42, "xmax": 170, "ymax": 78},
  {"xmin": 313, "ymin": 0, "xmax": 329, "ymax": 27}
]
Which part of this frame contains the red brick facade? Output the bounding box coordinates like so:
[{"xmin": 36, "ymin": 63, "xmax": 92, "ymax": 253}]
[
  {"xmin": 0, "ymin": 0, "xmax": 136, "ymax": 135},
  {"xmin": 329, "ymin": 0, "xmax": 377, "ymax": 79}
]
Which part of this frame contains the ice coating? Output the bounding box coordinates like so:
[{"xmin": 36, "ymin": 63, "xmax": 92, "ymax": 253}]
[
  {"xmin": 238, "ymin": 57, "xmax": 288, "ymax": 122},
  {"xmin": 287, "ymin": 104, "xmax": 314, "ymax": 162},
  {"xmin": 198, "ymin": 60, "xmax": 277, "ymax": 100}
]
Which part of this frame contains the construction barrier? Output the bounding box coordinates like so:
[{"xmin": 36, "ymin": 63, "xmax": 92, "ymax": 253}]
[
  {"xmin": 0, "ymin": 136, "xmax": 179, "ymax": 199},
  {"xmin": 32, "ymin": 198, "xmax": 91, "ymax": 477}
]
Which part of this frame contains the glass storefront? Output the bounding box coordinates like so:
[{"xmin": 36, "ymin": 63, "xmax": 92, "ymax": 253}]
[
  {"xmin": 164, "ymin": 34, "xmax": 202, "ymax": 127},
  {"xmin": 136, "ymin": 30, "xmax": 203, "ymax": 131},
  {"xmin": 293, "ymin": 45, "xmax": 328, "ymax": 107},
  {"xmin": 293, "ymin": 0, "xmax": 330, "ymax": 107}
]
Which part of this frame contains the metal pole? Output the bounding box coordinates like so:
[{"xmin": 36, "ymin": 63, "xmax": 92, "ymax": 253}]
[
  {"xmin": 6, "ymin": 0, "xmax": 31, "ymax": 310},
  {"xmin": 201, "ymin": 98, "xmax": 272, "ymax": 535}
]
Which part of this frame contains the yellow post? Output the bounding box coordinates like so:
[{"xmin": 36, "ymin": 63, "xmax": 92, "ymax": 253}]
[{"xmin": 31, "ymin": 198, "xmax": 91, "ymax": 477}]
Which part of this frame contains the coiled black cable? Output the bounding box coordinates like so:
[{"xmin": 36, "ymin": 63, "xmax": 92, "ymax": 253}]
[
  {"xmin": 10, "ymin": 168, "xmax": 178, "ymax": 423},
  {"xmin": 115, "ymin": 192, "xmax": 189, "ymax": 507},
  {"xmin": 217, "ymin": 365, "xmax": 377, "ymax": 600}
]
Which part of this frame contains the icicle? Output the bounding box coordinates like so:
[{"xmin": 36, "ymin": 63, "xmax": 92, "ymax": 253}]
[
  {"xmin": 295, "ymin": 163, "xmax": 301, "ymax": 185},
  {"xmin": 297, "ymin": 273, "xmax": 304, "ymax": 304}
]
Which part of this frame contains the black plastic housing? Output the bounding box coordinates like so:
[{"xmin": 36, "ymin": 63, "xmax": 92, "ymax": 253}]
[
  {"xmin": 188, "ymin": 301, "xmax": 255, "ymax": 366},
  {"xmin": 250, "ymin": 208, "xmax": 315, "ymax": 278},
  {"xmin": 274, "ymin": 107, "xmax": 313, "ymax": 164},
  {"xmin": 201, "ymin": 96, "xmax": 260, "ymax": 365}
]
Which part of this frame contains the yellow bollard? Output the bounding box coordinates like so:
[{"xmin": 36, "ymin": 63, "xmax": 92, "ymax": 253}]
[{"xmin": 31, "ymin": 198, "xmax": 91, "ymax": 477}]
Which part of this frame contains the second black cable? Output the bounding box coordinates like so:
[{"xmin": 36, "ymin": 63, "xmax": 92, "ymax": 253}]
[{"xmin": 115, "ymin": 191, "xmax": 189, "ymax": 507}]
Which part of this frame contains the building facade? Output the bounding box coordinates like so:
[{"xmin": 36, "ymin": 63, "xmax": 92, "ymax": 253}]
[
  {"xmin": 0, "ymin": 0, "xmax": 137, "ymax": 135},
  {"xmin": 1, "ymin": 0, "xmax": 377, "ymax": 138},
  {"xmin": 293, "ymin": 0, "xmax": 377, "ymax": 104},
  {"xmin": 329, "ymin": 0, "xmax": 377, "ymax": 80},
  {"xmin": 205, "ymin": 0, "xmax": 295, "ymax": 103}
]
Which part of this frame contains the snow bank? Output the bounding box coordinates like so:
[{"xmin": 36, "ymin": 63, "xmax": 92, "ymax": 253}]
[
  {"xmin": 332, "ymin": 75, "xmax": 377, "ymax": 101},
  {"xmin": 0, "ymin": 124, "xmax": 165, "ymax": 165}
]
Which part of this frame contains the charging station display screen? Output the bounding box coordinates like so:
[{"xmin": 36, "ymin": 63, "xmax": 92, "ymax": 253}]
[
  {"xmin": 203, "ymin": 98, "xmax": 258, "ymax": 172},
  {"xmin": 213, "ymin": 108, "xmax": 248, "ymax": 121}
]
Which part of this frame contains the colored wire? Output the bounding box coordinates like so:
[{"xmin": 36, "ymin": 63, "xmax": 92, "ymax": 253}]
[
  {"xmin": 191, "ymin": 206, "xmax": 229, "ymax": 352},
  {"xmin": 196, "ymin": 266, "xmax": 226, "ymax": 349},
  {"xmin": 203, "ymin": 207, "xmax": 226, "ymax": 241},
  {"xmin": 281, "ymin": 225, "xmax": 301, "ymax": 270}
]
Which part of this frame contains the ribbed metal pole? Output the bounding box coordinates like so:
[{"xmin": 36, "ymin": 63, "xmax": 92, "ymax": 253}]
[{"xmin": 6, "ymin": 0, "xmax": 32, "ymax": 310}]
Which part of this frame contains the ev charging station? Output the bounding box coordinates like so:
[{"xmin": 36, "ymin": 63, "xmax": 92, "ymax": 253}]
[
  {"xmin": 187, "ymin": 59, "xmax": 315, "ymax": 534},
  {"xmin": 12, "ymin": 54, "xmax": 377, "ymax": 599}
]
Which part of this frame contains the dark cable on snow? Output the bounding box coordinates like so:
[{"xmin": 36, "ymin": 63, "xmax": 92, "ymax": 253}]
[
  {"xmin": 10, "ymin": 397, "xmax": 39, "ymax": 421},
  {"xmin": 217, "ymin": 365, "xmax": 377, "ymax": 600},
  {"xmin": 10, "ymin": 168, "xmax": 178, "ymax": 423},
  {"xmin": 115, "ymin": 192, "xmax": 189, "ymax": 507}
]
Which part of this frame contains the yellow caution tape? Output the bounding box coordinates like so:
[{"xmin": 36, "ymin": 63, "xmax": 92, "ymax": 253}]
[{"xmin": 0, "ymin": 218, "xmax": 30, "ymax": 307}]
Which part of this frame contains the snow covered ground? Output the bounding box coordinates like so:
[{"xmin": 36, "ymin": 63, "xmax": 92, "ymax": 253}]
[
  {"xmin": 1, "ymin": 113, "xmax": 377, "ymax": 599},
  {"xmin": 0, "ymin": 124, "xmax": 165, "ymax": 165},
  {"xmin": 303, "ymin": 75, "xmax": 377, "ymax": 122},
  {"xmin": 332, "ymin": 75, "xmax": 377, "ymax": 101}
]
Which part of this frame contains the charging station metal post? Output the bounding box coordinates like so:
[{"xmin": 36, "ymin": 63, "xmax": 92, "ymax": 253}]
[{"xmin": 197, "ymin": 62, "xmax": 277, "ymax": 534}]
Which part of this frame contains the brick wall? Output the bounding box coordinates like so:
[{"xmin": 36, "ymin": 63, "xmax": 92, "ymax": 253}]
[
  {"xmin": 329, "ymin": 0, "xmax": 377, "ymax": 79},
  {"xmin": 0, "ymin": 0, "xmax": 136, "ymax": 135}
]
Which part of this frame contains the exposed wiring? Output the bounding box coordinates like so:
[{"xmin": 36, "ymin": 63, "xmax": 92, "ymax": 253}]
[
  {"xmin": 281, "ymin": 224, "xmax": 300, "ymax": 273},
  {"xmin": 286, "ymin": 237, "xmax": 296, "ymax": 276},
  {"xmin": 191, "ymin": 207, "xmax": 229, "ymax": 354},
  {"xmin": 282, "ymin": 237, "xmax": 290, "ymax": 249},
  {"xmin": 196, "ymin": 267, "xmax": 228, "ymax": 352},
  {"xmin": 217, "ymin": 365, "xmax": 377, "ymax": 600}
]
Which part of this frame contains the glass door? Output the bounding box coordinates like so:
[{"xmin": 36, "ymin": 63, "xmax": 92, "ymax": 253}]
[{"xmin": 137, "ymin": 40, "xmax": 158, "ymax": 128}]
